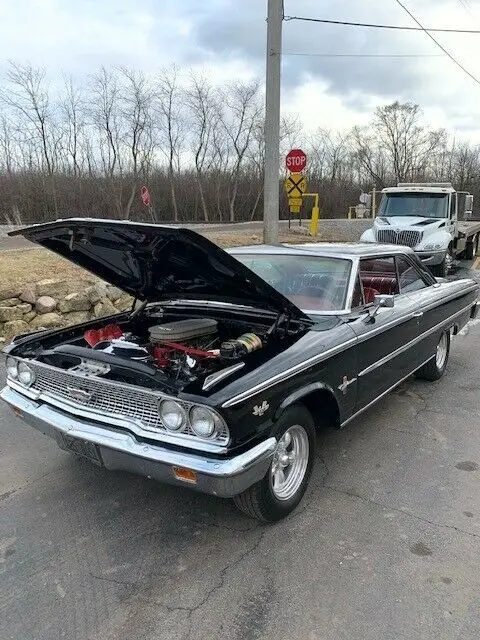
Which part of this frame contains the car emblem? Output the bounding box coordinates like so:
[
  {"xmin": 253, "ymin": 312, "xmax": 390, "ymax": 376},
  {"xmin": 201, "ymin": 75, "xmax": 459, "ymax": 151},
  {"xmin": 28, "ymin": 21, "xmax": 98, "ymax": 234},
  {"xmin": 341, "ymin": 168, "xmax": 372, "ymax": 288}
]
[
  {"xmin": 253, "ymin": 400, "xmax": 269, "ymax": 417},
  {"xmin": 338, "ymin": 376, "xmax": 357, "ymax": 395},
  {"xmin": 66, "ymin": 386, "xmax": 93, "ymax": 402}
]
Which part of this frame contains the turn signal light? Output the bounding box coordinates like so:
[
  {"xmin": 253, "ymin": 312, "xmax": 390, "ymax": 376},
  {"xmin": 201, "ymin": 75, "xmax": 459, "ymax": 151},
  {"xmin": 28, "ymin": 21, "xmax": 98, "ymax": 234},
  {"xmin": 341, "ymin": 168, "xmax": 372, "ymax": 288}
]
[{"xmin": 172, "ymin": 467, "xmax": 198, "ymax": 484}]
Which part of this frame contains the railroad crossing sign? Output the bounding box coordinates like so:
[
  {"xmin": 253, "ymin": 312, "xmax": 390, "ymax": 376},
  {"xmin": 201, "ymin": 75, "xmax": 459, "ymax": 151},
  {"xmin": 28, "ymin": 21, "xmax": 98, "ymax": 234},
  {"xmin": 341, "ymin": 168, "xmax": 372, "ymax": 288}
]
[
  {"xmin": 284, "ymin": 172, "xmax": 307, "ymax": 213},
  {"xmin": 286, "ymin": 148, "xmax": 307, "ymax": 173},
  {"xmin": 285, "ymin": 172, "xmax": 307, "ymax": 198}
]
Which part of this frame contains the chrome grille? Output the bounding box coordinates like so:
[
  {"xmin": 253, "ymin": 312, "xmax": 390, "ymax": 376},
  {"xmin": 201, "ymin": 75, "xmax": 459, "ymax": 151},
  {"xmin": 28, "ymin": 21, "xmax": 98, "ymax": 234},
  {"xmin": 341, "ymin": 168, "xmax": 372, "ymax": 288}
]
[
  {"xmin": 376, "ymin": 229, "xmax": 423, "ymax": 248},
  {"xmin": 28, "ymin": 362, "xmax": 228, "ymax": 442}
]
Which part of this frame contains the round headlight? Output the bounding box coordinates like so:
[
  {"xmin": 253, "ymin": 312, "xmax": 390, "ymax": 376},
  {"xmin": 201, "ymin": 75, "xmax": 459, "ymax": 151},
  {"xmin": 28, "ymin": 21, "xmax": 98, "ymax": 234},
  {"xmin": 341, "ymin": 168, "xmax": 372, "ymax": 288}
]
[
  {"xmin": 6, "ymin": 357, "xmax": 19, "ymax": 380},
  {"xmin": 18, "ymin": 361, "xmax": 35, "ymax": 387},
  {"xmin": 190, "ymin": 406, "xmax": 217, "ymax": 438},
  {"xmin": 159, "ymin": 400, "xmax": 186, "ymax": 432}
]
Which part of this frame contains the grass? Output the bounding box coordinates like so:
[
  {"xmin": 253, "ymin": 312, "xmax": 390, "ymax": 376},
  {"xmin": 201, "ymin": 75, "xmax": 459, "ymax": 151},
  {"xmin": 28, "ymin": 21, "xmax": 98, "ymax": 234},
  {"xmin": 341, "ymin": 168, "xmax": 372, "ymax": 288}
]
[{"xmin": 0, "ymin": 230, "xmax": 324, "ymax": 292}]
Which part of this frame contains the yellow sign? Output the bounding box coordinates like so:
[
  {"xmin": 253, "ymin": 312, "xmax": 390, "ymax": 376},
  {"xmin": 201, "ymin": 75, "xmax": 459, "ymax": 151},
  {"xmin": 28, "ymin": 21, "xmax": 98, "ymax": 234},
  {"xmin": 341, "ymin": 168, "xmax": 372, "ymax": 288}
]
[
  {"xmin": 284, "ymin": 172, "xmax": 307, "ymax": 199},
  {"xmin": 288, "ymin": 197, "xmax": 303, "ymax": 207}
]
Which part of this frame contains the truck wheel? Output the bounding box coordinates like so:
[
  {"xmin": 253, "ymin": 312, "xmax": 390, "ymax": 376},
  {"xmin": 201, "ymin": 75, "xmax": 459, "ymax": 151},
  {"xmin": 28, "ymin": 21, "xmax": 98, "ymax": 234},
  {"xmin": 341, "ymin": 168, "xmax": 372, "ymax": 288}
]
[
  {"xmin": 416, "ymin": 331, "xmax": 450, "ymax": 381},
  {"xmin": 465, "ymin": 240, "xmax": 475, "ymax": 260},
  {"xmin": 431, "ymin": 248, "xmax": 453, "ymax": 278},
  {"xmin": 465, "ymin": 235, "xmax": 478, "ymax": 260},
  {"xmin": 233, "ymin": 405, "xmax": 315, "ymax": 522}
]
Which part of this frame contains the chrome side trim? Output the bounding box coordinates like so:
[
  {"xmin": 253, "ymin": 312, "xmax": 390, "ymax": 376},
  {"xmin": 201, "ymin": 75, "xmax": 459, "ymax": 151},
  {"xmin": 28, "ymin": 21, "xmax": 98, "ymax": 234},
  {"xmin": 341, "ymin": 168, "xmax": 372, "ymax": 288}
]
[
  {"xmin": 341, "ymin": 355, "xmax": 434, "ymax": 427},
  {"xmin": 358, "ymin": 302, "xmax": 474, "ymax": 377},
  {"xmin": 221, "ymin": 337, "xmax": 358, "ymax": 408},
  {"xmin": 352, "ymin": 287, "xmax": 477, "ymax": 345},
  {"xmin": 202, "ymin": 363, "xmax": 245, "ymax": 391},
  {"xmin": 222, "ymin": 295, "xmax": 477, "ymax": 408},
  {"xmin": 418, "ymin": 284, "xmax": 478, "ymax": 314}
]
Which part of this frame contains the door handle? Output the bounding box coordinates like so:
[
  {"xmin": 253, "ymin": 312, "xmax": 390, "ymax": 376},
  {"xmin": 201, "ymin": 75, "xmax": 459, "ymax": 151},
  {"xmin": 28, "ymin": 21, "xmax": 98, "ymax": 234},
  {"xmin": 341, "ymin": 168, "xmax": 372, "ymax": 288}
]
[{"xmin": 413, "ymin": 311, "xmax": 423, "ymax": 318}]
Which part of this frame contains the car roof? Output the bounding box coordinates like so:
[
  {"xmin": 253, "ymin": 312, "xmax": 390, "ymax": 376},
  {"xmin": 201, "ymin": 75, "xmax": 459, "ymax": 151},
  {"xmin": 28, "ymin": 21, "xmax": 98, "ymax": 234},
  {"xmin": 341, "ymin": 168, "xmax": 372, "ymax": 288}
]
[{"xmin": 227, "ymin": 242, "xmax": 415, "ymax": 258}]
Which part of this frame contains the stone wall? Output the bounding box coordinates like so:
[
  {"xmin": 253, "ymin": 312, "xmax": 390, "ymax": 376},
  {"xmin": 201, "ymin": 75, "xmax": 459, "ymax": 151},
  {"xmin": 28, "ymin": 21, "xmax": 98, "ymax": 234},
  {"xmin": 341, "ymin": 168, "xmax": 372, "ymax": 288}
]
[{"xmin": 0, "ymin": 279, "xmax": 133, "ymax": 344}]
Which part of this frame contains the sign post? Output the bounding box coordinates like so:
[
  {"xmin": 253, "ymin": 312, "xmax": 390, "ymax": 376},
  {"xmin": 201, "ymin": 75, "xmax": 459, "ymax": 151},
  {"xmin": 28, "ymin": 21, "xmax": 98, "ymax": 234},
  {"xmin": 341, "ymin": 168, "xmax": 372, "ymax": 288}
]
[{"xmin": 263, "ymin": 0, "xmax": 283, "ymax": 244}]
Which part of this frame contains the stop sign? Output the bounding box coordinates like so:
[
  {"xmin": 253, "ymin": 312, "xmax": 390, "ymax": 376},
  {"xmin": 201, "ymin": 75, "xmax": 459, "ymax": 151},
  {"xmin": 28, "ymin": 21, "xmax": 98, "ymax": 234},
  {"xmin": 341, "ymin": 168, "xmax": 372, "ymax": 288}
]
[{"xmin": 286, "ymin": 148, "xmax": 307, "ymax": 172}]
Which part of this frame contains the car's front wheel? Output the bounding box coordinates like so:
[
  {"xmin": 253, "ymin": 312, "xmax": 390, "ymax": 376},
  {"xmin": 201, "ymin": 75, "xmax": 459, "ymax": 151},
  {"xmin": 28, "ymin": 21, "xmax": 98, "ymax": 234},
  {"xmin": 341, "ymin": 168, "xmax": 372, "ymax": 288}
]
[
  {"xmin": 416, "ymin": 330, "xmax": 450, "ymax": 381},
  {"xmin": 233, "ymin": 404, "xmax": 315, "ymax": 522},
  {"xmin": 431, "ymin": 248, "xmax": 454, "ymax": 278}
]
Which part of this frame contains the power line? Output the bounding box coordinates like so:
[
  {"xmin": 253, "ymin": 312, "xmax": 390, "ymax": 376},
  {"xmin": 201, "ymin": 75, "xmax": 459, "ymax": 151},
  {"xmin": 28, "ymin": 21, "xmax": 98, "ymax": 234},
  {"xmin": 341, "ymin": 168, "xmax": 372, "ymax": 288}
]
[
  {"xmin": 394, "ymin": 0, "xmax": 480, "ymax": 87},
  {"xmin": 283, "ymin": 52, "xmax": 443, "ymax": 58},
  {"xmin": 284, "ymin": 15, "xmax": 480, "ymax": 34}
]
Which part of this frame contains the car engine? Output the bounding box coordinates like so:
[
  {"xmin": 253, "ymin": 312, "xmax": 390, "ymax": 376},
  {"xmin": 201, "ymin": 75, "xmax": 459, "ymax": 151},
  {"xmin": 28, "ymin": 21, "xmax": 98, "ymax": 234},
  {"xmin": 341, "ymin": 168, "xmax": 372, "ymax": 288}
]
[{"xmin": 81, "ymin": 318, "xmax": 264, "ymax": 385}]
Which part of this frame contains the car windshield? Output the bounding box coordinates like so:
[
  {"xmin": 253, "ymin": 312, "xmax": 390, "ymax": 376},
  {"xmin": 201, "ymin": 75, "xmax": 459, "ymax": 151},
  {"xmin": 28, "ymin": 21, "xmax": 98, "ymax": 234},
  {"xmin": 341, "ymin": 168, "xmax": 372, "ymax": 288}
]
[
  {"xmin": 233, "ymin": 254, "xmax": 352, "ymax": 312},
  {"xmin": 379, "ymin": 193, "xmax": 448, "ymax": 218}
]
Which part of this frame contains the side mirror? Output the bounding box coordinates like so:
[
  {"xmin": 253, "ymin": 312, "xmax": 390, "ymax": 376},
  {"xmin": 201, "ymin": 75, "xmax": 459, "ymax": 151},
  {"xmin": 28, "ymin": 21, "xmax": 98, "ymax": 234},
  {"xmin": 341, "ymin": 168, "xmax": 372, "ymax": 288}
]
[
  {"xmin": 364, "ymin": 294, "xmax": 395, "ymax": 323},
  {"xmin": 374, "ymin": 294, "xmax": 395, "ymax": 308}
]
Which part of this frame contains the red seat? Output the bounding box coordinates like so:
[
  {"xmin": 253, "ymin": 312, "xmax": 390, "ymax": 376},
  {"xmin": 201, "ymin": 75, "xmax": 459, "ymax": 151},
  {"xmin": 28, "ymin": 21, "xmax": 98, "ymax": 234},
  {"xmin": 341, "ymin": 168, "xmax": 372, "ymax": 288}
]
[
  {"xmin": 361, "ymin": 275, "xmax": 397, "ymax": 296},
  {"xmin": 363, "ymin": 286, "xmax": 379, "ymax": 304}
]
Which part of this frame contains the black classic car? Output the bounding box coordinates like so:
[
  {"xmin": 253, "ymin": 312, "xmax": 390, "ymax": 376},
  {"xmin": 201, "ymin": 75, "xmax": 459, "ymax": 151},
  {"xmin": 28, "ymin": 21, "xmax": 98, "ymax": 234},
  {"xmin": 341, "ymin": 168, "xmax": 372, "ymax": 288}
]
[{"xmin": 2, "ymin": 219, "xmax": 479, "ymax": 521}]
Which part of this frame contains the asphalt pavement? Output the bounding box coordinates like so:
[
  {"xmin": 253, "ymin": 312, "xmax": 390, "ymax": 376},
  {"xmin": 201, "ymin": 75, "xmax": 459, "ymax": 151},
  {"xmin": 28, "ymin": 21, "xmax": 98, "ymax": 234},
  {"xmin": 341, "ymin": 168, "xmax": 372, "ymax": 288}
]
[
  {"xmin": 0, "ymin": 220, "xmax": 307, "ymax": 252},
  {"xmin": 1, "ymin": 264, "xmax": 480, "ymax": 640}
]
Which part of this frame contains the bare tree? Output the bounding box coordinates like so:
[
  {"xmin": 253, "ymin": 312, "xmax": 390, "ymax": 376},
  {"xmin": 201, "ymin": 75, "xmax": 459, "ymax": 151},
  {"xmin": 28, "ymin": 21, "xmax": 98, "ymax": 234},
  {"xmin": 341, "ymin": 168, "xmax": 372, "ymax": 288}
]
[
  {"xmin": 2, "ymin": 61, "xmax": 60, "ymax": 216},
  {"xmin": 117, "ymin": 67, "xmax": 156, "ymax": 218},
  {"xmin": 351, "ymin": 125, "xmax": 388, "ymax": 187},
  {"xmin": 185, "ymin": 74, "xmax": 222, "ymax": 222},
  {"xmin": 156, "ymin": 66, "xmax": 185, "ymax": 222},
  {"xmin": 3, "ymin": 62, "xmax": 55, "ymax": 175},
  {"xmin": 89, "ymin": 67, "xmax": 121, "ymax": 179},
  {"xmin": 0, "ymin": 113, "xmax": 14, "ymax": 176},
  {"xmin": 221, "ymin": 80, "xmax": 262, "ymax": 222},
  {"xmin": 60, "ymin": 76, "xmax": 87, "ymax": 178}
]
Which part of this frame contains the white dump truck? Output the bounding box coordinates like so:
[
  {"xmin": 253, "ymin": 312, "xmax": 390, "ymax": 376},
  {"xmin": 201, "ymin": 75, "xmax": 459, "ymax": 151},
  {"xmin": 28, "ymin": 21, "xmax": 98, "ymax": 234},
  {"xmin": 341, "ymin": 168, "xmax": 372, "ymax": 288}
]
[{"xmin": 360, "ymin": 182, "xmax": 480, "ymax": 276}]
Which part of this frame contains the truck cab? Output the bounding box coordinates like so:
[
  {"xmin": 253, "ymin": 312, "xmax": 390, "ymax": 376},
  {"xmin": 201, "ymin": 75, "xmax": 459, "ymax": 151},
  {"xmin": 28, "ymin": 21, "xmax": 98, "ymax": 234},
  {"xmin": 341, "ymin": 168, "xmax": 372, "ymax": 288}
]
[{"xmin": 360, "ymin": 183, "xmax": 477, "ymax": 277}]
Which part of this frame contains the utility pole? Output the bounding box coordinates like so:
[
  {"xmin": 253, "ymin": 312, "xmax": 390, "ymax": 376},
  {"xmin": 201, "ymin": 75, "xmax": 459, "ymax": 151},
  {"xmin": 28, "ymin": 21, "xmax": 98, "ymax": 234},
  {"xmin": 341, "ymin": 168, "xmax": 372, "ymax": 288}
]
[{"xmin": 263, "ymin": 0, "xmax": 283, "ymax": 244}]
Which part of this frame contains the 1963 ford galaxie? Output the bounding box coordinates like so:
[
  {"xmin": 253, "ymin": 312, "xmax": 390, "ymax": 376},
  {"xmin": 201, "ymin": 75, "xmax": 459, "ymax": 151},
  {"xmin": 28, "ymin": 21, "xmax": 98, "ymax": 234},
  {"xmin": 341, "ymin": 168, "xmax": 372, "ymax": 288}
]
[{"xmin": 2, "ymin": 220, "xmax": 479, "ymax": 521}]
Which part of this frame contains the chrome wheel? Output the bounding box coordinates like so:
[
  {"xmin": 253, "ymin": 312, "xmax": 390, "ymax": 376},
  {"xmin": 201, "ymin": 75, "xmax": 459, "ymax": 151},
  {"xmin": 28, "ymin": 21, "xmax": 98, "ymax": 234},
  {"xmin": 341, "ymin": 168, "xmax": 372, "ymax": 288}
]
[
  {"xmin": 436, "ymin": 333, "xmax": 448, "ymax": 370},
  {"xmin": 270, "ymin": 425, "xmax": 309, "ymax": 501}
]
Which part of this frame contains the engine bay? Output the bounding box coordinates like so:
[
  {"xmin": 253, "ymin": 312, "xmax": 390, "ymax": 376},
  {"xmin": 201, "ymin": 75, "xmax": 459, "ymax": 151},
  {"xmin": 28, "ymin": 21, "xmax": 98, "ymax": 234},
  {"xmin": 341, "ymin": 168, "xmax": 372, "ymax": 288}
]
[
  {"xmin": 22, "ymin": 308, "xmax": 304, "ymax": 394},
  {"xmin": 83, "ymin": 318, "xmax": 264, "ymax": 385}
]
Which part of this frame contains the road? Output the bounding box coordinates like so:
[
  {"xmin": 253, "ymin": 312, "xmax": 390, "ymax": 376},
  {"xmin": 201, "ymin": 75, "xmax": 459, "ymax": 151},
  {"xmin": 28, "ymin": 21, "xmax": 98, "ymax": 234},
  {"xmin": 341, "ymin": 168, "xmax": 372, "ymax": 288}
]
[
  {"xmin": 1, "ymin": 265, "xmax": 480, "ymax": 640},
  {"xmin": 0, "ymin": 220, "xmax": 314, "ymax": 252}
]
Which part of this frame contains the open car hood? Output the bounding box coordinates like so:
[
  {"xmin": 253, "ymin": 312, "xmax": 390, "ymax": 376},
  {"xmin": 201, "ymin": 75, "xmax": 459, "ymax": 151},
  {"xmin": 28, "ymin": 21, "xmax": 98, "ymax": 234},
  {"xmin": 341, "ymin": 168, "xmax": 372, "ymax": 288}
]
[{"xmin": 10, "ymin": 219, "xmax": 310, "ymax": 321}]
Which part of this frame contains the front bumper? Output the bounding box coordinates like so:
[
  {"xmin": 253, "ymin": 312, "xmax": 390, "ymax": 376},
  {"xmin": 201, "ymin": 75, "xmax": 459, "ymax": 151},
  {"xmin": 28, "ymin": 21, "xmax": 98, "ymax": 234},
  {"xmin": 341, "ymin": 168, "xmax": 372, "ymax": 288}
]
[
  {"xmin": 1, "ymin": 386, "xmax": 276, "ymax": 498},
  {"xmin": 415, "ymin": 250, "xmax": 447, "ymax": 266}
]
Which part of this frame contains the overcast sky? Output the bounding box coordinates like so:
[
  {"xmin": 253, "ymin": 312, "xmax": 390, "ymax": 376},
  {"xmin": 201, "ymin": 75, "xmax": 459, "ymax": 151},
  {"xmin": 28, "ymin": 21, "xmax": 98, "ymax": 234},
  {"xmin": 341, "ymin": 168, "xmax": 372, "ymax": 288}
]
[{"xmin": 2, "ymin": 0, "xmax": 480, "ymax": 139}]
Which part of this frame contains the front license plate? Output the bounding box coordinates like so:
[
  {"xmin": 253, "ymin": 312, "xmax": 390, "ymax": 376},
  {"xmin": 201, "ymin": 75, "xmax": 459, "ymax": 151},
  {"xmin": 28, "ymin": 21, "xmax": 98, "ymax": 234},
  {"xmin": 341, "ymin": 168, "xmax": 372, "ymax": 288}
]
[{"xmin": 60, "ymin": 434, "xmax": 104, "ymax": 466}]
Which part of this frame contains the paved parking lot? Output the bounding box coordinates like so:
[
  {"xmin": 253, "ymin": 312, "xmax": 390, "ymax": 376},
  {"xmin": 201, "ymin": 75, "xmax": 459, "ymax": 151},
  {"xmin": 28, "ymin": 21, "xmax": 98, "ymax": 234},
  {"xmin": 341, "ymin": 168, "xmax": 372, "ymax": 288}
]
[{"xmin": 1, "ymin": 265, "xmax": 480, "ymax": 640}]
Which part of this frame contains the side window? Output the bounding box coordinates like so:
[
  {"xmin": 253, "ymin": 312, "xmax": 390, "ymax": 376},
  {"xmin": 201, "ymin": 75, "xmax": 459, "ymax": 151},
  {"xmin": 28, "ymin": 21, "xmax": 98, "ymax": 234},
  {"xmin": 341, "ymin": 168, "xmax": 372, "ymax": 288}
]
[
  {"xmin": 359, "ymin": 256, "xmax": 399, "ymax": 304},
  {"xmin": 396, "ymin": 257, "xmax": 428, "ymax": 293}
]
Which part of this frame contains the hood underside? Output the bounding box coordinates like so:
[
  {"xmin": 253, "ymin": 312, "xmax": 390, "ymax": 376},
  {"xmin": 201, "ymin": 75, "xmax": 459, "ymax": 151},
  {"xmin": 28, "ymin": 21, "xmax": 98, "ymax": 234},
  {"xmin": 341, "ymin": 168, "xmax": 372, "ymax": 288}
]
[{"xmin": 10, "ymin": 219, "xmax": 309, "ymax": 321}]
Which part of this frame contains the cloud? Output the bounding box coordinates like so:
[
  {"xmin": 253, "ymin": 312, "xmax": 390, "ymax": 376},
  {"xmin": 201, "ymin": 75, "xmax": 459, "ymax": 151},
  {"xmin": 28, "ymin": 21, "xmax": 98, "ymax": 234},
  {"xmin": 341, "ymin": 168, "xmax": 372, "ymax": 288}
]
[{"xmin": 1, "ymin": 0, "xmax": 480, "ymax": 138}]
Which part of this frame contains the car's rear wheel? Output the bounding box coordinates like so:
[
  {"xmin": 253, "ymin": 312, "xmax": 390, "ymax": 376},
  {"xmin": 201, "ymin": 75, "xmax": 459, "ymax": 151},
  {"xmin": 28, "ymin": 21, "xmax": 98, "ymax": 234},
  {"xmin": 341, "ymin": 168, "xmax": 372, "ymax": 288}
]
[
  {"xmin": 233, "ymin": 405, "xmax": 315, "ymax": 522},
  {"xmin": 416, "ymin": 331, "xmax": 450, "ymax": 381}
]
